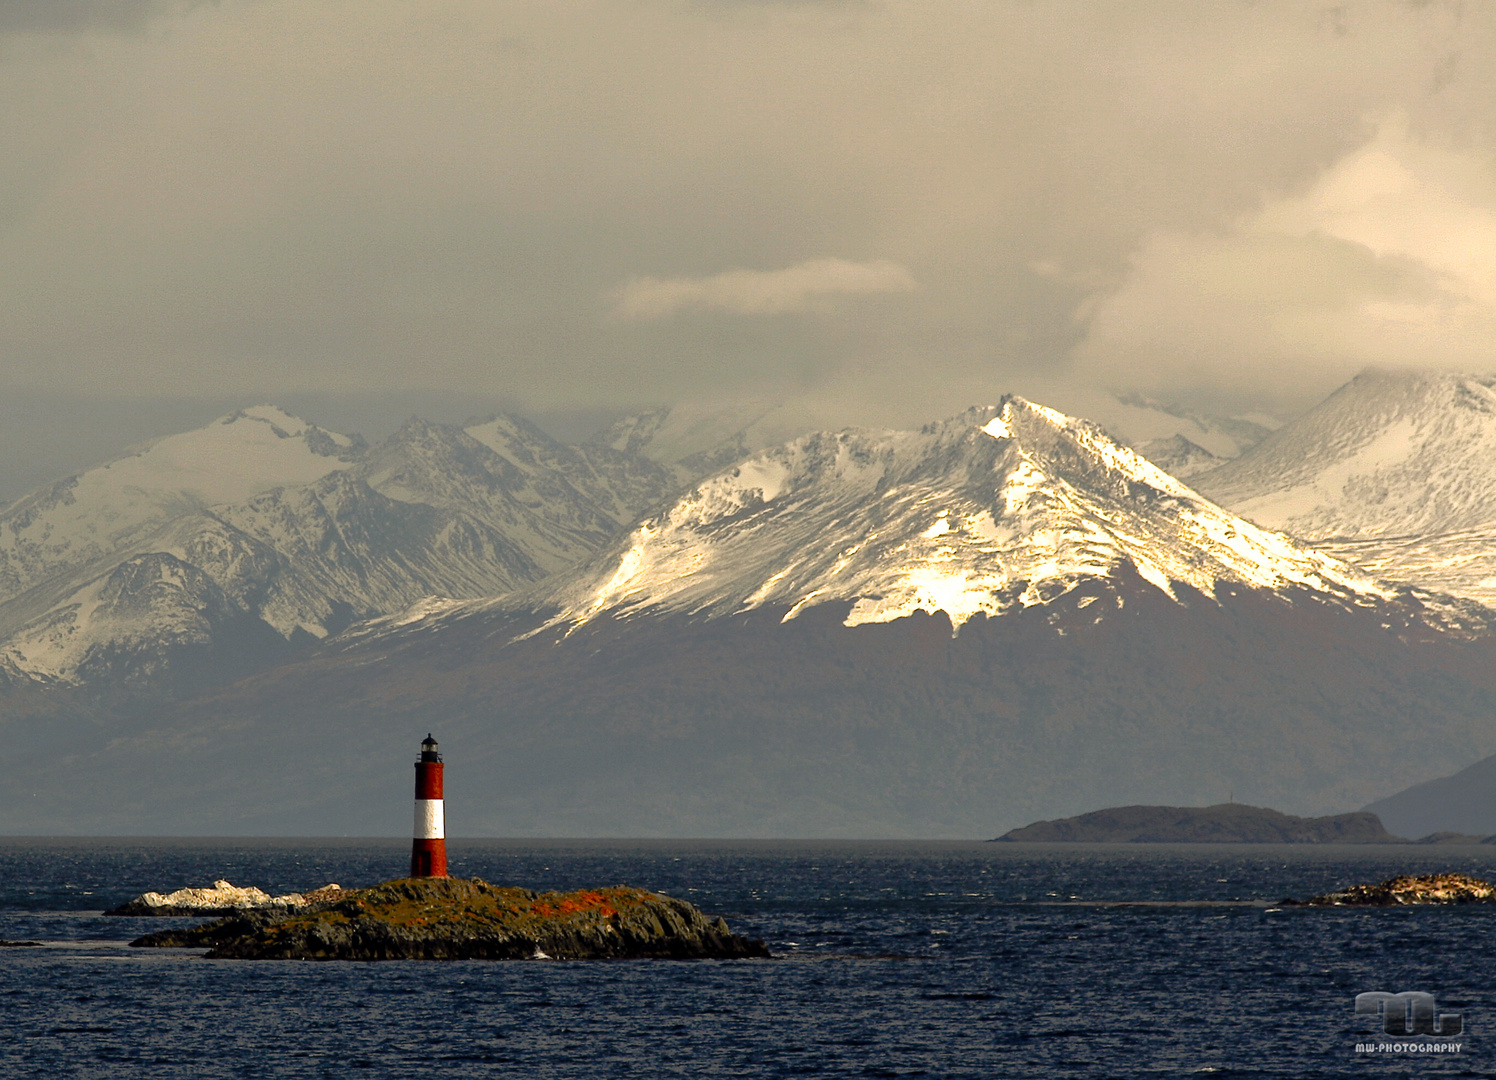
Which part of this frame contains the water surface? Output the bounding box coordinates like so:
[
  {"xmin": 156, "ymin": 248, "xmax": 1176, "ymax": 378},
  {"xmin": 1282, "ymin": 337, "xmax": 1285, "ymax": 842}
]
[{"xmin": 1, "ymin": 839, "xmax": 1489, "ymax": 1077}]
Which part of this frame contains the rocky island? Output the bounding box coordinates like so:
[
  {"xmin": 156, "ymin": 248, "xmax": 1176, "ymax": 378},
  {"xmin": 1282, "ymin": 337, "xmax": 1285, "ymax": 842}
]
[
  {"xmin": 1283, "ymin": 873, "xmax": 1496, "ymax": 906},
  {"xmin": 129, "ymin": 876, "xmax": 769, "ymax": 961},
  {"xmin": 994, "ymin": 803, "xmax": 1401, "ymax": 843}
]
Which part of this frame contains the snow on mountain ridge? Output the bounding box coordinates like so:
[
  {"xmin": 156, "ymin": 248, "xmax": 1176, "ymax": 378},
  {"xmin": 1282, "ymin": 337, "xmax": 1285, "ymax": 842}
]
[
  {"xmin": 463, "ymin": 413, "xmax": 681, "ymax": 530},
  {"xmin": 1197, "ymin": 371, "xmax": 1496, "ymax": 540},
  {"xmin": 529, "ymin": 398, "xmax": 1391, "ymax": 637},
  {"xmin": 0, "ymin": 404, "xmax": 704, "ymax": 685},
  {"xmin": 589, "ymin": 401, "xmax": 778, "ymax": 467},
  {"xmin": 82, "ymin": 406, "xmax": 358, "ymax": 508},
  {"xmin": 1134, "ymin": 435, "xmax": 1223, "ymax": 479},
  {"xmin": 1193, "ymin": 370, "xmax": 1496, "ymax": 606},
  {"xmin": 0, "ymin": 408, "xmax": 360, "ymax": 609}
]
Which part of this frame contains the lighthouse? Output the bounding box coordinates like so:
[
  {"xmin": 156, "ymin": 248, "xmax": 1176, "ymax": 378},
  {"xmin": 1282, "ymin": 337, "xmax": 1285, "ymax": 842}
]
[{"xmin": 411, "ymin": 734, "xmax": 448, "ymax": 878}]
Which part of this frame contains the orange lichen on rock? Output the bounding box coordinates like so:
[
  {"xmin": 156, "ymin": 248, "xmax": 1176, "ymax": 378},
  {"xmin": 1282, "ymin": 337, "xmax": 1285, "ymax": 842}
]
[{"xmin": 533, "ymin": 889, "xmax": 623, "ymax": 919}]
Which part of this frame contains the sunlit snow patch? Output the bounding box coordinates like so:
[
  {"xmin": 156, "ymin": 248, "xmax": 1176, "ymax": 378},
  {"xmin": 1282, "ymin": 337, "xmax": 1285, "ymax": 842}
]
[{"xmin": 844, "ymin": 566, "xmax": 1012, "ymax": 631}]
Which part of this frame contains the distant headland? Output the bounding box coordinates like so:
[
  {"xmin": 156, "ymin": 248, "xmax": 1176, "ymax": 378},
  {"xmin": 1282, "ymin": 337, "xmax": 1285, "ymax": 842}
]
[{"xmin": 993, "ymin": 803, "xmax": 1402, "ymax": 843}]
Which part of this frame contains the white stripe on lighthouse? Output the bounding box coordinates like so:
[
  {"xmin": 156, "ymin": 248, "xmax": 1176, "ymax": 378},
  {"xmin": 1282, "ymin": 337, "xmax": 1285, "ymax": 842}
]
[{"xmin": 414, "ymin": 799, "xmax": 444, "ymax": 839}]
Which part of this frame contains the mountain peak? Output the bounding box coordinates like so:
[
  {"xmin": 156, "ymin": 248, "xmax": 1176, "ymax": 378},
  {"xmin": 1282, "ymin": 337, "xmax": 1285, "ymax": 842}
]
[
  {"xmin": 1136, "ymin": 435, "xmax": 1222, "ymax": 479},
  {"xmin": 1197, "ymin": 369, "xmax": 1496, "ymax": 540},
  {"xmin": 530, "ymin": 400, "xmax": 1387, "ymax": 636},
  {"xmin": 0, "ymin": 408, "xmax": 363, "ymax": 607},
  {"xmin": 587, "ymin": 400, "xmax": 783, "ymax": 468}
]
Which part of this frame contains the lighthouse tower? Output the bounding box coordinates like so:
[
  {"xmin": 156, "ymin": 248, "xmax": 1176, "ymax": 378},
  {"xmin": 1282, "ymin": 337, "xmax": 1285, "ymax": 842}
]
[{"xmin": 411, "ymin": 734, "xmax": 447, "ymax": 878}]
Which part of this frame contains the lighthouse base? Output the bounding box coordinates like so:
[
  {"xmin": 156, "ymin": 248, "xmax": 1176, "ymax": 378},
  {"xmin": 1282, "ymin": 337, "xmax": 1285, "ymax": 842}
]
[{"xmin": 410, "ymin": 838, "xmax": 448, "ymax": 878}]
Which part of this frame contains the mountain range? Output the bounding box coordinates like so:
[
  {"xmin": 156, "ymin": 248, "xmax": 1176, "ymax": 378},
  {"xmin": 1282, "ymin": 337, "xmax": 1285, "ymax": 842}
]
[
  {"xmin": 0, "ymin": 405, "xmax": 720, "ymax": 689},
  {"xmin": 6, "ymin": 385, "xmax": 1496, "ymax": 836}
]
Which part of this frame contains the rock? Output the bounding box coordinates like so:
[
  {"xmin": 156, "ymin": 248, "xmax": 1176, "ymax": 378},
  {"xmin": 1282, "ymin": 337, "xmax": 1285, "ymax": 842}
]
[
  {"xmin": 0, "ymin": 940, "xmax": 43, "ymax": 947},
  {"xmin": 994, "ymin": 804, "xmax": 1402, "ymax": 843},
  {"xmin": 129, "ymin": 877, "xmax": 770, "ymax": 961},
  {"xmin": 104, "ymin": 879, "xmax": 343, "ymax": 916},
  {"xmin": 1284, "ymin": 873, "xmax": 1496, "ymax": 906}
]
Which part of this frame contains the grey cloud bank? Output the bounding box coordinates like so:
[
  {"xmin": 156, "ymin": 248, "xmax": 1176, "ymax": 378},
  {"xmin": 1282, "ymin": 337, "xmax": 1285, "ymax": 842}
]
[{"xmin": 1, "ymin": 0, "xmax": 1494, "ymax": 471}]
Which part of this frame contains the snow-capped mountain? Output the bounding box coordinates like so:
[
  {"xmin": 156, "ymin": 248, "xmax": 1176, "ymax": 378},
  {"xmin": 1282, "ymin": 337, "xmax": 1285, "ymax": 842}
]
[
  {"xmin": 1197, "ymin": 371, "xmax": 1496, "ymax": 538},
  {"xmin": 12, "ymin": 393, "xmax": 1496, "ymax": 837},
  {"xmin": 1133, "ymin": 435, "xmax": 1223, "ymax": 479},
  {"xmin": 1087, "ymin": 391, "xmax": 1278, "ymax": 466},
  {"xmin": 506, "ymin": 397, "xmax": 1392, "ymax": 636},
  {"xmin": 1195, "ymin": 371, "xmax": 1496, "ymax": 605},
  {"xmin": 0, "ymin": 406, "xmax": 698, "ymax": 686},
  {"xmin": 467, "ymin": 414, "xmax": 680, "ymax": 529},
  {"xmin": 584, "ymin": 399, "xmax": 790, "ymax": 483},
  {"xmin": 357, "ymin": 416, "xmax": 651, "ymax": 578},
  {"xmin": 0, "ymin": 406, "xmax": 360, "ymax": 608}
]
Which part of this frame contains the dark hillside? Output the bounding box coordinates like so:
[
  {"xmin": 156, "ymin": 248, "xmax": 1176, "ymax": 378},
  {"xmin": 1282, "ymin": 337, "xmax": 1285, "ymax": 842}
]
[{"xmin": 9, "ymin": 570, "xmax": 1496, "ymax": 837}]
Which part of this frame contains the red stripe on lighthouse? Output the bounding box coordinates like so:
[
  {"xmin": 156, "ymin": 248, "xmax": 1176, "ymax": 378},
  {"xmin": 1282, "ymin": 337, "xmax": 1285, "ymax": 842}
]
[
  {"xmin": 411, "ymin": 734, "xmax": 448, "ymax": 878},
  {"xmin": 415, "ymin": 766, "xmax": 443, "ymax": 800}
]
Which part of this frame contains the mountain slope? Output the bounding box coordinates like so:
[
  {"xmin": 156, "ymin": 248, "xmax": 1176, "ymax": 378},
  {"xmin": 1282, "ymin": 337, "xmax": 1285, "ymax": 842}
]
[
  {"xmin": 1134, "ymin": 435, "xmax": 1223, "ymax": 479},
  {"xmin": 1315, "ymin": 524, "xmax": 1496, "ymax": 612},
  {"xmin": 355, "ymin": 418, "xmax": 625, "ymax": 579},
  {"xmin": 1364, "ymin": 754, "xmax": 1496, "ymax": 838},
  {"xmin": 15, "ymin": 546, "xmax": 1496, "ymax": 837},
  {"xmin": 466, "ymin": 414, "xmax": 681, "ymax": 527},
  {"xmin": 586, "ymin": 400, "xmax": 784, "ymax": 480},
  {"xmin": 1097, "ymin": 392, "xmax": 1277, "ymax": 465}
]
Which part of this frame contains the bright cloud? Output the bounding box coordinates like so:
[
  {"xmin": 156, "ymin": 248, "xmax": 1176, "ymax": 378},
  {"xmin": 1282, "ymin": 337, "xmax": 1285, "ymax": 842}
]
[
  {"xmin": 609, "ymin": 258, "xmax": 917, "ymax": 321},
  {"xmin": 1070, "ymin": 117, "xmax": 1496, "ymax": 405}
]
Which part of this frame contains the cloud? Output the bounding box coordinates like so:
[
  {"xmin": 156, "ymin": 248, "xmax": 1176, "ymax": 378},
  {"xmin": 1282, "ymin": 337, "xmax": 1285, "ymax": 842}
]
[
  {"xmin": 1069, "ymin": 117, "xmax": 1496, "ymax": 411},
  {"xmin": 0, "ymin": 0, "xmax": 1493, "ymax": 433},
  {"xmin": 0, "ymin": 0, "xmax": 200, "ymax": 35},
  {"xmin": 609, "ymin": 258, "xmax": 917, "ymax": 320}
]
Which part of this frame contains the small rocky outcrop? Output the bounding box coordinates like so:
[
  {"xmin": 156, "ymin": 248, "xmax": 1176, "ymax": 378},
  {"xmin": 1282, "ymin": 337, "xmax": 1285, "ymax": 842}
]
[
  {"xmin": 0, "ymin": 940, "xmax": 43, "ymax": 947},
  {"xmin": 994, "ymin": 804, "xmax": 1402, "ymax": 843},
  {"xmin": 1284, "ymin": 873, "xmax": 1496, "ymax": 906},
  {"xmin": 129, "ymin": 877, "xmax": 769, "ymax": 961},
  {"xmin": 104, "ymin": 879, "xmax": 344, "ymax": 916}
]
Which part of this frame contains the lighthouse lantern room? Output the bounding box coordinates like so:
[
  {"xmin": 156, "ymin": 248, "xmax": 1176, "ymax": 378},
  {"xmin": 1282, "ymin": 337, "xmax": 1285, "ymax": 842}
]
[{"xmin": 411, "ymin": 734, "xmax": 448, "ymax": 878}]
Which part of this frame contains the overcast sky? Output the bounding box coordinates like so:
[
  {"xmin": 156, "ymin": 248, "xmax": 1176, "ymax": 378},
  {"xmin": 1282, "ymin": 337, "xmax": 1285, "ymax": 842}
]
[{"xmin": 2, "ymin": 0, "xmax": 1495, "ymax": 495}]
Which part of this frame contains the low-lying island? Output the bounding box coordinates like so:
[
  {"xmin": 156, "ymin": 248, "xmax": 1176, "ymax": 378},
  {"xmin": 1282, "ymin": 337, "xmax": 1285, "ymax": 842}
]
[
  {"xmin": 1282, "ymin": 873, "xmax": 1496, "ymax": 906},
  {"xmin": 128, "ymin": 876, "xmax": 770, "ymax": 961}
]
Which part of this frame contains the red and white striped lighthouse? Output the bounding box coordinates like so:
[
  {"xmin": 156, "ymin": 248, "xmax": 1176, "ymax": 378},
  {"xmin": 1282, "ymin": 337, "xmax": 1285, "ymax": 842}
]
[{"xmin": 411, "ymin": 734, "xmax": 447, "ymax": 878}]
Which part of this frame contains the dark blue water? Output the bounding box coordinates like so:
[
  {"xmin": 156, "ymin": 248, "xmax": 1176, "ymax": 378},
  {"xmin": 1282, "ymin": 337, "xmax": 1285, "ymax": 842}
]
[{"xmin": 1, "ymin": 838, "xmax": 1493, "ymax": 1078}]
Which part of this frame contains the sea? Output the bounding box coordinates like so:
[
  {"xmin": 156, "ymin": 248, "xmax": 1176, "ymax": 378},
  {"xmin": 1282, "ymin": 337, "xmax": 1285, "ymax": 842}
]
[{"xmin": 0, "ymin": 838, "xmax": 1492, "ymax": 1079}]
